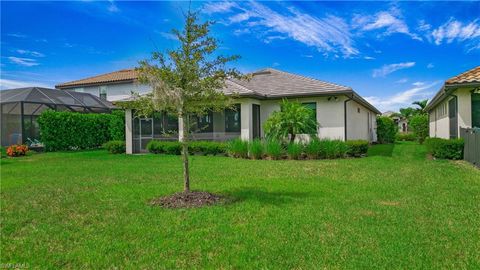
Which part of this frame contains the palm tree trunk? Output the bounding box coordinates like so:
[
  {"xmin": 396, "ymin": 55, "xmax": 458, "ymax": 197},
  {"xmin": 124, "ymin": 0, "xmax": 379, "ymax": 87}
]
[{"xmin": 179, "ymin": 114, "xmax": 190, "ymax": 193}]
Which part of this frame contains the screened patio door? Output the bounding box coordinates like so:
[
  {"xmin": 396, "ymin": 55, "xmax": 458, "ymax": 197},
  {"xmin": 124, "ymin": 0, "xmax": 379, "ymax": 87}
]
[
  {"xmin": 449, "ymin": 97, "xmax": 458, "ymax": 139},
  {"xmin": 139, "ymin": 118, "xmax": 153, "ymax": 151}
]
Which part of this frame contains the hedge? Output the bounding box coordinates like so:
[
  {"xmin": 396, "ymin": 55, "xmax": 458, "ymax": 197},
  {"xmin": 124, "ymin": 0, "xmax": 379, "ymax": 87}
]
[
  {"xmin": 146, "ymin": 140, "xmax": 225, "ymax": 156},
  {"xmin": 377, "ymin": 116, "xmax": 397, "ymax": 144},
  {"xmin": 345, "ymin": 140, "xmax": 369, "ymax": 157},
  {"xmin": 102, "ymin": 140, "xmax": 126, "ymax": 154},
  {"xmin": 410, "ymin": 114, "xmax": 429, "ymax": 144},
  {"xmin": 396, "ymin": 132, "xmax": 416, "ymax": 142},
  {"xmin": 38, "ymin": 110, "xmax": 124, "ymax": 151},
  {"xmin": 425, "ymin": 137, "xmax": 464, "ymax": 160}
]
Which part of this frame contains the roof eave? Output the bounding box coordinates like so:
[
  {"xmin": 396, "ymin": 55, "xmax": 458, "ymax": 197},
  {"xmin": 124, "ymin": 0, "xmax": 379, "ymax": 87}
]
[{"xmin": 55, "ymin": 78, "xmax": 137, "ymax": 89}]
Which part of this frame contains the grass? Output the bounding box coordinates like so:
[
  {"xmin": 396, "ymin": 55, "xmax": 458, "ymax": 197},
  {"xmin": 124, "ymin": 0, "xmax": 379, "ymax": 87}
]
[{"xmin": 1, "ymin": 142, "xmax": 479, "ymax": 269}]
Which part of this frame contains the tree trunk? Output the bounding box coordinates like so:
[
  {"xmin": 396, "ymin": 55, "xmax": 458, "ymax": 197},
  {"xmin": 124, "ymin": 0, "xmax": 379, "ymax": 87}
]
[
  {"xmin": 179, "ymin": 114, "xmax": 190, "ymax": 193},
  {"xmin": 290, "ymin": 132, "xmax": 296, "ymax": 143}
]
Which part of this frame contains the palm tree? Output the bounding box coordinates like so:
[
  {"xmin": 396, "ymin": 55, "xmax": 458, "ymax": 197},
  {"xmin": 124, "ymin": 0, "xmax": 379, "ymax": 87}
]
[{"xmin": 412, "ymin": 99, "xmax": 428, "ymax": 113}]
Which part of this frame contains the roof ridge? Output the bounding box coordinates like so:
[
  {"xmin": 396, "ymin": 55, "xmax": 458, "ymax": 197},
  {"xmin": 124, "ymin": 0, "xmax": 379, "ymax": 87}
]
[
  {"xmin": 446, "ymin": 65, "xmax": 480, "ymax": 84},
  {"xmin": 259, "ymin": 68, "xmax": 352, "ymax": 90},
  {"xmin": 56, "ymin": 68, "xmax": 136, "ymax": 87}
]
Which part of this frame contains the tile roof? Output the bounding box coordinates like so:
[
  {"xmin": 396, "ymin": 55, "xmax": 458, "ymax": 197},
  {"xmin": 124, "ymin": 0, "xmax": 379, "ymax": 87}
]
[
  {"xmin": 445, "ymin": 66, "xmax": 480, "ymax": 85},
  {"xmin": 426, "ymin": 65, "xmax": 480, "ymax": 111},
  {"xmin": 223, "ymin": 68, "xmax": 352, "ymax": 97},
  {"xmin": 56, "ymin": 69, "xmax": 137, "ymax": 88}
]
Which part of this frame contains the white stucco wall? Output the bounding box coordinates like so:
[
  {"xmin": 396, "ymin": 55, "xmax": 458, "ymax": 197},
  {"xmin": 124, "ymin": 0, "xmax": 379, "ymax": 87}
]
[
  {"xmin": 428, "ymin": 87, "xmax": 473, "ymax": 139},
  {"xmin": 346, "ymin": 100, "xmax": 374, "ymax": 141},
  {"xmin": 63, "ymin": 82, "xmax": 151, "ymax": 102}
]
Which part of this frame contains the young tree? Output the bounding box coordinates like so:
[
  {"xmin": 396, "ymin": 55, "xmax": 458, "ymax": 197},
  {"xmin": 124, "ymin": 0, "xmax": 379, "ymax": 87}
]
[
  {"xmin": 123, "ymin": 11, "xmax": 243, "ymax": 193},
  {"xmin": 412, "ymin": 99, "xmax": 428, "ymax": 114},
  {"xmin": 263, "ymin": 99, "xmax": 318, "ymax": 143}
]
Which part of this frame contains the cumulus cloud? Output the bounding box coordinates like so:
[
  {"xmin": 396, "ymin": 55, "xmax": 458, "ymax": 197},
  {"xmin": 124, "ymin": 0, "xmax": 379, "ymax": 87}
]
[
  {"xmin": 365, "ymin": 81, "xmax": 439, "ymax": 111},
  {"xmin": 372, "ymin": 62, "xmax": 415, "ymax": 78},
  {"xmin": 8, "ymin": 57, "xmax": 39, "ymax": 67}
]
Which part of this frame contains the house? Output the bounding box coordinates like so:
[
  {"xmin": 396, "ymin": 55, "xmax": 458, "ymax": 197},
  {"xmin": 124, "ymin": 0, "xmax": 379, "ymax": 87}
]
[
  {"xmin": 382, "ymin": 111, "xmax": 409, "ymax": 133},
  {"xmin": 55, "ymin": 69, "xmax": 150, "ymax": 102},
  {"xmin": 57, "ymin": 68, "xmax": 380, "ymax": 154},
  {"xmin": 425, "ymin": 66, "xmax": 480, "ymax": 139}
]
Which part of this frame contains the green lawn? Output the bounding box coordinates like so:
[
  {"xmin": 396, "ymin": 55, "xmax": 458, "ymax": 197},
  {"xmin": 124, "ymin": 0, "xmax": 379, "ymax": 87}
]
[{"xmin": 1, "ymin": 142, "xmax": 479, "ymax": 269}]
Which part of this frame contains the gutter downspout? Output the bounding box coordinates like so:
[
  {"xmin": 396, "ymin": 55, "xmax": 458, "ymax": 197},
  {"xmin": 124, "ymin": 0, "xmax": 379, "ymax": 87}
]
[
  {"xmin": 344, "ymin": 94, "xmax": 354, "ymax": 141},
  {"xmin": 446, "ymin": 90, "xmax": 459, "ymax": 138}
]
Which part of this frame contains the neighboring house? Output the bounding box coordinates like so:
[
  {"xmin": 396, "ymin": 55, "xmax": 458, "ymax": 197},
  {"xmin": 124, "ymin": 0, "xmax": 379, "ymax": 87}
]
[
  {"xmin": 57, "ymin": 68, "xmax": 380, "ymax": 153},
  {"xmin": 426, "ymin": 66, "xmax": 480, "ymax": 139},
  {"xmin": 382, "ymin": 111, "xmax": 409, "ymax": 132},
  {"xmin": 56, "ymin": 69, "xmax": 150, "ymax": 102}
]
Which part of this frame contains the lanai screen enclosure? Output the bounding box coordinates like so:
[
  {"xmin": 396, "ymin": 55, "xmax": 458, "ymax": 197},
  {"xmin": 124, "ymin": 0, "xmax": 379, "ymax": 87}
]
[{"xmin": 0, "ymin": 87, "xmax": 114, "ymax": 147}]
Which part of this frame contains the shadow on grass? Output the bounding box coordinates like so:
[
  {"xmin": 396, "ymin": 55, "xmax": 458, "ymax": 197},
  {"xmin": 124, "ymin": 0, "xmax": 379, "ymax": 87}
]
[
  {"xmin": 368, "ymin": 144, "xmax": 395, "ymax": 157},
  {"xmin": 225, "ymin": 187, "xmax": 310, "ymax": 206}
]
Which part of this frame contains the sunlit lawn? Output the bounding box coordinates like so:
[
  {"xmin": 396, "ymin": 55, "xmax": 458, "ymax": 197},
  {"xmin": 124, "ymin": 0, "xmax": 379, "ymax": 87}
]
[{"xmin": 1, "ymin": 142, "xmax": 479, "ymax": 269}]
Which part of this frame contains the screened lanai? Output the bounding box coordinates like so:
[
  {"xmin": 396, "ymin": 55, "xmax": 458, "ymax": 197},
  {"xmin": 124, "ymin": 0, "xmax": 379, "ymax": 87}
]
[{"xmin": 0, "ymin": 87, "xmax": 114, "ymax": 147}]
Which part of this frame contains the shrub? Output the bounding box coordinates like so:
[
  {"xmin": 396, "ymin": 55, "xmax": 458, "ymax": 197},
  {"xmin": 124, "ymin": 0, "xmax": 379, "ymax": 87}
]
[
  {"xmin": 425, "ymin": 138, "xmax": 464, "ymax": 160},
  {"xmin": 321, "ymin": 139, "xmax": 349, "ymax": 159},
  {"xmin": 163, "ymin": 142, "xmax": 182, "ymax": 155},
  {"xmin": 346, "ymin": 140, "xmax": 369, "ymax": 157},
  {"xmin": 410, "ymin": 114, "xmax": 429, "ymax": 144},
  {"xmin": 396, "ymin": 132, "xmax": 416, "ymax": 141},
  {"xmin": 102, "ymin": 140, "xmax": 126, "ymax": 154},
  {"xmin": 38, "ymin": 110, "xmax": 124, "ymax": 151},
  {"xmin": 109, "ymin": 110, "xmax": 126, "ymax": 141},
  {"xmin": 287, "ymin": 143, "xmax": 303, "ymax": 160},
  {"xmin": 249, "ymin": 139, "xmax": 264, "ymax": 159},
  {"xmin": 305, "ymin": 139, "xmax": 321, "ymax": 159},
  {"xmin": 189, "ymin": 141, "xmax": 226, "ymax": 155},
  {"xmin": 376, "ymin": 116, "xmax": 397, "ymax": 144},
  {"xmin": 227, "ymin": 139, "xmax": 248, "ymax": 158},
  {"xmin": 146, "ymin": 140, "xmax": 165, "ymax": 154},
  {"xmin": 264, "ymin": 139, "xmax": 283, "ymax": 160},
  {"xmin": 6, "ymin": 144, "xmax": 29, "ymax": 157}
]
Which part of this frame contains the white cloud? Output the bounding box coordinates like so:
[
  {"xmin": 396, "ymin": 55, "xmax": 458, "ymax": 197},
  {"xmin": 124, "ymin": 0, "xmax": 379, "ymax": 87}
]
[
  {"xmin": 16, "ymin": 49, "xmax": 45, "ymax": 57},
  {"xmin": 206, "ymin": 1, "xmax": 358, "ymax": 57},
  {"xmin": 427, "ymin": 63, "xmax": 434, "ymax": 69},
  {"xmin": 395, "ymin": 78, "xmax": 408, "ymax": 84},
  {"xmin": 372, "ymin": 62, "xmax": 415, "ymax": 78},
  {"xmin": 7, "ymin": 33, "xmax": 27, "ymax": 38},
  {"xmin": 203, "ymin": 1, "xmax": 237, "ymax": 14},
  {"xmin": 0, "ymin": 79, "xmax": 50, "ymax": 90},
  {"xmin": 364, "ymin": 56, "xmax": 375, "ymax": 60},
  {"xmin": 431, "ymin": 18, "xmax": 480, "ymax": 45},
  {"xmin": 301, "ymin": 54, "xmax": 314, "ymax": 58},
  {"xmin": 157, "ymin": 31, "xmax": 178, "ymax": 41},
  {"xmin": 365, "ymin": 81, "xmax": 439, "ymax": 112},
  {"xmin": 107, "ymin": 0, "xmax": 119, "ymax": 12},
  {"xmin": 353, "ymin": 8, "xmax": 421, "ymax": 41},
  {"xmin": 412, "ymin": 81, "xmax": 425, "ymax": 86},
  {"xmin": 8, "ymin": 57, "xmax": 39, "ymax": 67}
]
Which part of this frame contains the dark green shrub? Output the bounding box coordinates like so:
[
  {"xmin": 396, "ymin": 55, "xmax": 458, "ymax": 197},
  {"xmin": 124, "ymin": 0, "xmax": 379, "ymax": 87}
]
[
  {"xmin": 346, "ymin": 140, "xmax": 369, "ymax": 157},
  {"xmin": 396, "ymin": 132, "xmax": 416, "ymax": 141},
  {"xmin": 189, "ymin": 141, "xmax": 226, "ymax": 155},
  {"xmin": 410, "ymin": 114, "xmax": 429, "ymax": 144},
  {"xmin": 264, "ymin": 139, "xmax": 283, "ymax": 160},
  {"xmin": 249, "ymin": 139, "xmax": 263, "ymax": 159},
  {"xmin": 305, "ymin": 139, "xmax": 321, "ymax": 159},
  {"xmin": 38, "ymin": 110, "xmax": 123, "ymax": 151},
  {"xmin": 102, "ymin": 140, "xmax": 126, "ymax": 154},
  {"xmin": 146, "ymin": 140, "xmax": 165, "ymax": 154},
  {"xmin": 287, "ymin": 143, "xmax": 303, "ymax": 160},
  {"xmin": 320, "ymin": 139, "xmax": 349, "ymax": 159},
  {"xmin": 425, "ymin": 138, "xmax": 464, "ymax": 159},
  {"xmin": 109, "ymin": 110, "xmax": 125, "ymax": 141},
  {"xmin": 163, "ymin": 142, "xmax": 182, "ymax": 155},
  {"xmin": 227, "ymin": 138, "xmax": 248, "ymax": 158},
  {"xmin": 376, "ymin": 116, "xmax": 397, "ymax": 144},
  {"xmin": 0, "ymin": 147, "xmax": 5, "ymax": 158}
]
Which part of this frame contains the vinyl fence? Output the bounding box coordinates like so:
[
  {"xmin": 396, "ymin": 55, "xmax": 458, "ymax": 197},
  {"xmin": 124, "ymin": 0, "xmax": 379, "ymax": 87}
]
[{"xmin": 460, "ymin": 128, "xmax": 480, "ymax": 167}]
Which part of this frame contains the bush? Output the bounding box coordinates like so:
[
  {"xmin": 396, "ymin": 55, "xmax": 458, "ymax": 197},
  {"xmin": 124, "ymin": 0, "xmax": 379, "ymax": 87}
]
[
  {"xmin": 38, "ymin": 110, "xmax": 124, "ymax": 151},
  {"xmin": 227, "ymin": 139, "xmax": 248, "ymax": 158},
  {"xmin": 287, "ymin": 143, "xmax": 303, "ymax": 160},
  {"xmin": 396, "ymin": 132, "xmax": 416, "ymax": 141},
  {"xmin": 6, "ymin": 144, "xmax": 29, "ymax": 157},
  {"xmin": 410, "ymin": 114, "xmax": 429, "ymax": 144},
  {"xmin": 109, "ymin": 110, "xmax": 125, "ymax": 141},
  {"xmin": 425, "ymin": 138, "xmax": 464, "ymax": 160},
  {"xmin": 146, "ymin": 140, "xmax": 181, "ymax": 155},
  {"xmin": 376, "ymin": 116, "xmax": 397, "ymax": 144},
  {"xmin": 189, "ymin": 141, "xmax": 226, "ymax": 155},
  {"xmin": 249, "ymin": 139, "xmax": 264, "ymax": 159},
  {"xmin": 264, "ymin": 139, "xmax": 283, "ymax": 160},
  {"xmin": 346, "ymin": 140, "xmax": 369, "ymax": 157},
  {"xmin": 321, "ymin": 139, "xmax": 349, "ymax": 159},
  {"xmin": 102, "ymin": 140, "xmax": 126, "ymax": 154},
  {"xmin": 305, "ymin": 139, "xmax": 321, "ymax": 159}
]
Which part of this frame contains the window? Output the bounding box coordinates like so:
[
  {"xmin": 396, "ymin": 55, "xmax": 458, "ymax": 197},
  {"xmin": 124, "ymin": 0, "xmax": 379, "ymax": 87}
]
[
  {"xmin": 225, "ymin": 104, "xmax": 241, "ymax": 132},
  {"xmin": 302, "ymin": 102, "xmax": 317, "ymax": 121},
  {"xmin": 99, "ymin": 86, "xmax": 107, "ymax": 100},
  {"xmin": 436, "ymin": 102, "xmax": 447, "ymax": 118},
  {"xmin": 194, "ymin": 111, "xmax": 213, "ymax": 133},
  {"xmin": 472, "ymin": 92, "xmax": 480, "ymax": 128}
]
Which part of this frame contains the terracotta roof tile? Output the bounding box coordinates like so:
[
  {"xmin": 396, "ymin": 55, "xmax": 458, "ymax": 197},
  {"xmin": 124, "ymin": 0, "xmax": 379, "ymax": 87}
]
[
  {"xmin": 445, "ymin": 65, "xmax": 480, "ymax": 85},
  {"xmin": 56, "ymin": 69, "xmax": 137, "ymax": 88}
]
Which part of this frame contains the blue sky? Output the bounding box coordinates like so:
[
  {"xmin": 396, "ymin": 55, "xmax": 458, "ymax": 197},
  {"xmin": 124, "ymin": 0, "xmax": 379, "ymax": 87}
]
[{"xmin": 1, "ymin": 1, "xmax": 479, "ymax": 112}]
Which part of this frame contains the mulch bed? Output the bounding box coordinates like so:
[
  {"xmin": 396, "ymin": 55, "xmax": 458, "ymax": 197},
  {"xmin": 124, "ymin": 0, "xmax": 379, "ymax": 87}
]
[{"xmin": 150, "ymin": 191, "xmax": 225, "ymax": 209}]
